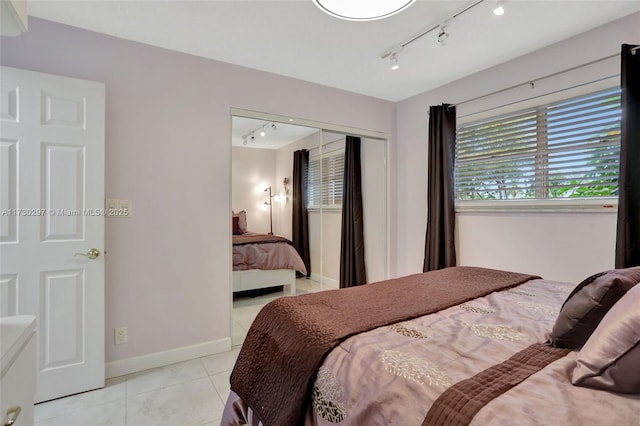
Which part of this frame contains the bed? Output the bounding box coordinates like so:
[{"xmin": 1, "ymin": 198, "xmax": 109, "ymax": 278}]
[
  {"xmin": 232, "ymin": 232, "xmax": 307, "ymax": 295},
  {"xmin": 221, "ymin": 266, "xmax": 640, "ymax": 425}
]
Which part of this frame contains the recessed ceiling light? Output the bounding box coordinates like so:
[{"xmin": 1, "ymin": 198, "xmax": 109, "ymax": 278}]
[{"xmin": 313, "ymin": 0, "xmax": 416, "ymax": 21}]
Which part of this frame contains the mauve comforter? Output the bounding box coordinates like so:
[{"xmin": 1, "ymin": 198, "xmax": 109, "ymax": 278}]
[
  {"xmin": 223, "ymin": 276, "xmax": 640, "ymax": 425},
  {"xmin": 233, "ymin": 233, "xmax": 307, "ymax": 275}
]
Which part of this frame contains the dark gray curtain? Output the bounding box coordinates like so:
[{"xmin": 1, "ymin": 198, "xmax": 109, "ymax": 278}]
[
  {"xmin": 615, "ymin": 44, "xmax": 640, "ymax": 268},
  {"xmin": 292, "ymin": 149, "xmax": 311, "ymax": 276},
  {"xmin": 340, "ymin": 136, "xmax": 367, "ymax": 288},
  {"xmin": 423, "ymin": 104, "xmax": 457, "ymax": 272}
]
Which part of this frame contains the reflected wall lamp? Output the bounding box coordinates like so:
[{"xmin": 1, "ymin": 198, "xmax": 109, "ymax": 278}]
[
  {"xmin": 313, "ymin": 0, "xmax": 416, "ymax": 21},
  {"xmin": 264, "ymin": 186, "xmax": 274, "ymax": 235}
]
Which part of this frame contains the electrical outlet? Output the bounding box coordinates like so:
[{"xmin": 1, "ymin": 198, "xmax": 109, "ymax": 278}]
[{"xmin": 114, "ymin": 326, "xmax": 128, "ymax": 345}]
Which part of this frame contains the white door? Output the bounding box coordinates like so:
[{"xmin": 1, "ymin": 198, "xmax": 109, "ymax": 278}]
[{"xmin": 0, "ymin": 66, "xmax": 105, "ymax": 402}]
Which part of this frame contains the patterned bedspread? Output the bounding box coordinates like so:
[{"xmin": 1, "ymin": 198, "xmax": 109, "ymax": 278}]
[
  {"xmin": 223, "ymin": 277, "xmax": 640, "ymax": 425},
  {"xmin": 232, "ymin": 233, "xmax": 307, "ymax": 275},
  {"xmin": 305, "ymin": 279, "xmax": 639, "ymax": 425}
]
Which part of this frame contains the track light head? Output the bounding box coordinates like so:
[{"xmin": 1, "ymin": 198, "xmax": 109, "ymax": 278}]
[
  {"xmin": 493, "ymin": 0, "xmax": 505, "ymax": 16},
  {"xmin": 271, "ymin": 123, "xmax": 277, "ymax": 130},
  {"xmin": 437, "ymin": 26, "xmax": 449, "ymax": 46},
  {"xmin": 250, "ymin": 135, "xmax": 255, "ymax": 142},
  {"xmin": 390, "ymin": 52, "xmax": 400, "ymax": 70}
]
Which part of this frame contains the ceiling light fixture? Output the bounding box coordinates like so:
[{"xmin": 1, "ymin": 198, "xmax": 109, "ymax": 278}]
[
  {"xmin": 379, "ymin": 0, "xmax": 486, "ymax": 64},
  {"xmin": 271, "ymin": 123, "xmax": 277, "ymax": 131},
  {"xmin": 493, "ymin": 0, "xmax": 505, "ymax": 16},
  {"xmin": 390, "ymin": 52, "xmax": 400, "ymax": 70},
  {"xmin": 313, "ymin": 0, "xmax": 416, "ymax": 21},
  {"xmin": 437, "ymin": 26, "xmax": 450, "ymax": 46},
  {"xmin": 241, "ymin": 121, "xmax": 273, "ymax": 145}
]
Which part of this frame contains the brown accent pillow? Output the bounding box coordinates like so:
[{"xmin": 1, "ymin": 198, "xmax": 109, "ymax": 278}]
[
  {"xmin": 549, "ymin": 267, "xmax": 640, "ymax": 349},
  {"xmin": 232, "ymin": 210, "xmax": 248, "ymax": 233},
  {"xmin": 232, "ymin": 216, "xmax": 243, "ymax": 235},
  {"xmin": 572, "ymin": 284, "xmax": 640, "ymax": 394}
]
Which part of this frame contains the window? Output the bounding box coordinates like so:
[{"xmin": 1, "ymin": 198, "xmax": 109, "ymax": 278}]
[
  {"xmin": 308, "ymin": 150, "xmax": 345, "ymax": 209},
  {"xmin": 455, "ymin": 88, "xmax": 621, "ymax": 201}
]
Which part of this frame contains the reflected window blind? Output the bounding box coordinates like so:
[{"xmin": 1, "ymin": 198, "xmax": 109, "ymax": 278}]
[
  {"xmin": 455, "ymin": 88, "xmax": 621, "ymax": 200},
  {"xmin": 308, "ymin": 150, "xmax": 345, "ymax": 208}
]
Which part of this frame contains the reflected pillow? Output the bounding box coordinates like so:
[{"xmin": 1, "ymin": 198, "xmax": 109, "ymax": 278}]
[
  {"xmin": 232, "ymin": 216, "xmax": 243, "ymax": 235},
  {"xmin": 572, "ymin": 283, "xmax": 640, "ymax": 394},
  {"xmin": 549, "ymin": 267, "xmax": 640, "ymax": 349},
  {"xmin": 232, "ymin": 210, "xmax": 248, "ymax": 234}
]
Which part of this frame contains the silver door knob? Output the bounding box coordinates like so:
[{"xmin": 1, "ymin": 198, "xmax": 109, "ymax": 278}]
[{"xmin": 74, "ymin": 248, "xmax": 100, "ymax": 260}]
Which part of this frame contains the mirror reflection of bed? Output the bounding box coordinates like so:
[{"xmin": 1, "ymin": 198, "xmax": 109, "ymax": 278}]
[{"xmin": 231, "ymin": 114, "xmax": 387, "ymax": 346}]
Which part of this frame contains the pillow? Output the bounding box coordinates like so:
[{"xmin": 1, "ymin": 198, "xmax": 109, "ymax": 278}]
[
  {"xmin": 572, "ymin": 283, "xmax": 640, "ymax": 394},
  {"xmin": 232, "ymin": 210, "xmax": 247, "ymax": 234},
  {"xmin": 549, "ymin": 267, "xmax": 640, "ymax": 349},
  {"xmin": 232, "ymin": 216, "xmax": 243, "ymax": 235}
]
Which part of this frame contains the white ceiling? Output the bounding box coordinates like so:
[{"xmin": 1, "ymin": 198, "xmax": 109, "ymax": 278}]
[{"xmin": 27, "ymin": 1, "xmax": 640, "ymax": 102}]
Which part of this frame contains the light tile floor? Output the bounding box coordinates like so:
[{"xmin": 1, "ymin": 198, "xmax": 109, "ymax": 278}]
[{"xmin": 34, "ymin": 278, "xmax": 331, "ymax": 426}]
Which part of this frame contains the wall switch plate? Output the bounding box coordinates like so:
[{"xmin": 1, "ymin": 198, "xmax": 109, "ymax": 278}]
[
  {"xmin": 114, "ymin": 326, "xmax": 128, "ymax": 345},
  {"xmin": 119, "ymin": 199, "xmax": 132, "ymax": 218},
  {"xmin": 106, "ymin": 198, "xmax": 119, "ymax": 216}
]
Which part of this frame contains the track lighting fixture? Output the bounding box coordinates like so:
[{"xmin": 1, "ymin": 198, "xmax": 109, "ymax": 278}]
[
  {"xmin": 380, "ymin": 0, "xmax": 497, "ymax": 66},
  {"xmin": 493, "ymin": 0, "xmax": 505, "ymax": 16},
  {"xmin": 240, "ymin": 121, "xmax": 278, "ymax": 145},
  {"xmin": 390, "ymin": 52, "xmax": 400, "ymax": 70},
  {"xmin": 437, "ymin": 26, "xmax": 449, "ymax": 46}
]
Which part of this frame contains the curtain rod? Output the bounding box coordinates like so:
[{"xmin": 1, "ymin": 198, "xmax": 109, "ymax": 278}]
[
  {"xmin": 453, "ymin": 52, "xmax": 619, "ymax": 108},
  {"xmin": 457, "ymin": 73, "xmax": 619, "ymax": 119}
]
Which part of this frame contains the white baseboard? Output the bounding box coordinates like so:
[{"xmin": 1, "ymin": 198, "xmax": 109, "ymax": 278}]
[
  {"xmin": 105, "ymin": 337, "xmax": 231, "ymax": 379},
  {"xmin": 310, "ymin": 273, "xmax": 339, "ymax": 289}
]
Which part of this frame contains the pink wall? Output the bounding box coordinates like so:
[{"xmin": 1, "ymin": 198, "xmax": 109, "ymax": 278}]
[{"xmin": 0, "ymin": 18, "xmax": 396, "ymax": 363}]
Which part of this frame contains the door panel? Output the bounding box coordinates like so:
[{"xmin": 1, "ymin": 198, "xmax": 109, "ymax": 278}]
[{"xmin": 0, "ymin": 66, "xmax": 105, "ymax": 402}]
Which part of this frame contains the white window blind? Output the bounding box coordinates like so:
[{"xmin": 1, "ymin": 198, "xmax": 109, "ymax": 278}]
[
  {"xmin": 308, "ymin": 150, "xmax": 345, "ymax": 209},
  {"xmin": 455, "ymin": 88, "xmax": 621, "ymax": 201}
]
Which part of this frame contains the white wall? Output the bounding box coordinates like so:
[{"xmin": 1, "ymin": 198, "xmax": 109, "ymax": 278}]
[
  {"xmin": 0, "ymin": 18, "xmax": 396, "ymax": 366},
  {"xmin": 395, "ymin": 13, "xmax": 639, "ymax": 283},
  {"xmin": 231, "ymin": 147, "xmax": 275, "ymax": 234},
  {"xmin": 361, "ymin": 137, "xmax": 388, "ymax": 283}
]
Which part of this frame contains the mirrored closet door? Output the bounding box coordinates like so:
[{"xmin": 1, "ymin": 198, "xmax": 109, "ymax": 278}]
[{"xmin": 230, "ymin": 113, "xmax": 387, "ymax": 344}]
